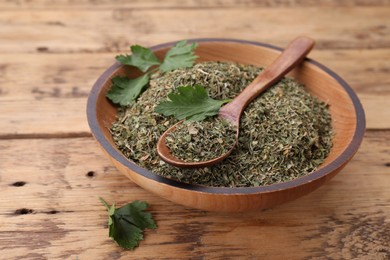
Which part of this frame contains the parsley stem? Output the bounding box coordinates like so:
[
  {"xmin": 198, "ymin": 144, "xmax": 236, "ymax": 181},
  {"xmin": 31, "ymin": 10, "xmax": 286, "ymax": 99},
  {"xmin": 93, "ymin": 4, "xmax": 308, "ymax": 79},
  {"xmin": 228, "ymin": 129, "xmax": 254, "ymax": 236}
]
[
  {"xmin": 146, "ymin": 67, "xmax": 160, "ymax": 76},
  {"xmin": 99, "ymin": 197, "xmax": 110, "ymax": 211}
]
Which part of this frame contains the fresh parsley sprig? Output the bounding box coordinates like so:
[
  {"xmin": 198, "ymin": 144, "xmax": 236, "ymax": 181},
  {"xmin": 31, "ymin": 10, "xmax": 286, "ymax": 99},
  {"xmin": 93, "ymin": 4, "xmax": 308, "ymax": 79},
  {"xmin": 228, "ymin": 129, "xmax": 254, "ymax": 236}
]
[
  {"xmin": 155, "ymin": 85, "xmax": 231, "ymax": 122},
  {"xmin": 106, "ymin": 40, "xmax": 198, "ymax": 106},
  {"xmin": 116, "ymin": 45, "xmax": 161, "ymax": 73},
  {"xmin": 99, "ymin": 197, "xmax": 157, "ymax": 250}
]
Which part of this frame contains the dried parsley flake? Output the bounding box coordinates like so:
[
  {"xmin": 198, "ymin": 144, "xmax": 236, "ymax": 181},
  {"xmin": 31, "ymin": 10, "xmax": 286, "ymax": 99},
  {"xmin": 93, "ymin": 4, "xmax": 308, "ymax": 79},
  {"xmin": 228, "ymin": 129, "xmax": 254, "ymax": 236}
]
[
  {"xmin": 110, "ymin": 61, "xmax": 333, "ymax": 187},
  {"xmin": 165, "ymin": 118, "xmax": 236, "ymax": 162}
]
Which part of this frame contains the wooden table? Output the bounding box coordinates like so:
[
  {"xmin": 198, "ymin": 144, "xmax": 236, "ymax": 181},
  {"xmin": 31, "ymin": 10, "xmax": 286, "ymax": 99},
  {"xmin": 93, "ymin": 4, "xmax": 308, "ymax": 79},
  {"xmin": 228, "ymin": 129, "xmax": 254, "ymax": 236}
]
[{"xmin": 1, "ymin": 1, "xmax": 389, "ymax": 259}]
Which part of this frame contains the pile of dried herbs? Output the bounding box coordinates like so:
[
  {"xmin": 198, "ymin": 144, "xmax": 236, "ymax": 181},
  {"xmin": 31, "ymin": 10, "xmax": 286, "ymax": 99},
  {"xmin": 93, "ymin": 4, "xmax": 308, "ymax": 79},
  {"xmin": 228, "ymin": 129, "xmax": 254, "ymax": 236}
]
[
  {"xmin": 111, "ymin": 61, "xmax": 333, "ymax": 187},
  {"xmin": 165, "ymin": 118, "xmax": 236, "ymax": 162}
]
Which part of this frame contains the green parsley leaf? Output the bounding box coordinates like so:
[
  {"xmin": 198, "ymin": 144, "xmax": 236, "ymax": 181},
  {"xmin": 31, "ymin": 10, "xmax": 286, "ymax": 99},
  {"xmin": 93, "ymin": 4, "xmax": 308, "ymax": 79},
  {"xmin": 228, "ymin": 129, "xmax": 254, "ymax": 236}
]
[
  {"xmin": 116, "ymin": 45, "xmax": 161, "ymax": 72},
  {"xmin": 106, "ymin": 41, "xmax": 198, "ymax": 106},
  {"xmin": 155, "ymin": 85, "xmax": 231, "ymax": 122},
  {"xmin": 99, "ymin": 197, "xmax": 157, "ymax": 250},
  {"xmin": 159, "ymin": 40, "xmax": 198, "ymax": 73},
  {"xmin": 106, "ymin": 74, "xmax": 149, "ymax": 106}
]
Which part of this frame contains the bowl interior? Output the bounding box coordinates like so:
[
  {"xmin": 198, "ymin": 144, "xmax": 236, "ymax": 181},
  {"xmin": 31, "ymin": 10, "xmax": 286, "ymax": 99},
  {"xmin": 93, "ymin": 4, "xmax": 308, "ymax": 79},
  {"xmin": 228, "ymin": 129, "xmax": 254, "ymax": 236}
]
[{"xmin": 94, "ymin": 40, "xmax": 358, "ymax": 174}]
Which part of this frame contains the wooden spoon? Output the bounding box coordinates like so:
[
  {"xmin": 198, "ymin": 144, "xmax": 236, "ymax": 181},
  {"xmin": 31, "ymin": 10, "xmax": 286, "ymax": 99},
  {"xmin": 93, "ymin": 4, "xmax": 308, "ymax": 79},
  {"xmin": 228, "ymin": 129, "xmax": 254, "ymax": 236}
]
[{"xmin": 157, "ymin": 36, "xmax": 315, "ymax": 168}]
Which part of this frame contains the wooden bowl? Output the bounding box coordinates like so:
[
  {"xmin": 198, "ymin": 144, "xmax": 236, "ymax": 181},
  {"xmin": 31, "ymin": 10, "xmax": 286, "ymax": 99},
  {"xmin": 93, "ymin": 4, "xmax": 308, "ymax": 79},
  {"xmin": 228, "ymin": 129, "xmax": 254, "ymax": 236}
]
[{"xmin": 87, "ymin": 39, "xmax": 365, "ymax": 212}]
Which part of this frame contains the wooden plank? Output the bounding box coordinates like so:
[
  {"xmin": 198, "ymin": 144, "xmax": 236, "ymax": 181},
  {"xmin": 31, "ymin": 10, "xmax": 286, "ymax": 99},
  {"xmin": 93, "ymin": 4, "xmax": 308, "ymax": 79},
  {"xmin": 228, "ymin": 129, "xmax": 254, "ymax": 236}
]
[
  {"xmin": 0, "ymin": 131, "xmax": 389, "ymax": 259},
  {"xmin": 0, "ymin": 53, "xmax": 111, "ymax": 137},
  {"xmin": 0, "ymin": 48, "xmax": 388, "ymax": 137},
  {"xmin": 1, "ymin": 0, "xmax": 389, "ymax": 9},
  {"xmin": 0, "ymin": 7, "xmax": 389, "ymax": 54}
]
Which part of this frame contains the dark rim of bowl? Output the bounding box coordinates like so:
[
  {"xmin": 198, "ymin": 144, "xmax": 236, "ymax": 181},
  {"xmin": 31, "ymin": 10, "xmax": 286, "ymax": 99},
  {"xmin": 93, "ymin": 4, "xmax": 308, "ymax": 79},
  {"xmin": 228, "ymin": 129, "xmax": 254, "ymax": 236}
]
[{"xmin": 87, "ymin": 38, "xmax": 366, "ymax": 195}]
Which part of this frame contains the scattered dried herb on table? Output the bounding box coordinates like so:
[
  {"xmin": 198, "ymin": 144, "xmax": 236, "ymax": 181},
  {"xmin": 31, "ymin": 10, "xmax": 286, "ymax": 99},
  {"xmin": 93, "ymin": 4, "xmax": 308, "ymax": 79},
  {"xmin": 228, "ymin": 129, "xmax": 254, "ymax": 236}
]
[{"xmin": 111, "ymin": 61, "xmax": 333, "ymax": 187}]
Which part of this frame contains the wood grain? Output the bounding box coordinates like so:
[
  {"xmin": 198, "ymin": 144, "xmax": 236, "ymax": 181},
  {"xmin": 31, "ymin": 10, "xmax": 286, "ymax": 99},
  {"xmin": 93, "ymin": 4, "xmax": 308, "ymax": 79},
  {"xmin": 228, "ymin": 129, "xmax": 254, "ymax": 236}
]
[
  {"xmin": 0, "ymin": 132, "xmax": 388, "ymax": 259},
  {"xmin": 0, "ymin": 7, "xmax": 389, "ymax": 54},
  {"xmin": 0, "ymin": 0, "xmax": 389, "ymax": 258},
  {"xmin": 0, "ymin": 0, "xmax": 389, "ymax": 9}
]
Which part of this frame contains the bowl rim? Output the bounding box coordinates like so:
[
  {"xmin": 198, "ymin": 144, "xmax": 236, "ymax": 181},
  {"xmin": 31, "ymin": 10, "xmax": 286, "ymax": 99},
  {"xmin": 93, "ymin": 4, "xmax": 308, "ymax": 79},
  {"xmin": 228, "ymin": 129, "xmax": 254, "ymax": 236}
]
[{"xmin": 87, "ymin": 38, "xmax": 366, "ymax": 195}]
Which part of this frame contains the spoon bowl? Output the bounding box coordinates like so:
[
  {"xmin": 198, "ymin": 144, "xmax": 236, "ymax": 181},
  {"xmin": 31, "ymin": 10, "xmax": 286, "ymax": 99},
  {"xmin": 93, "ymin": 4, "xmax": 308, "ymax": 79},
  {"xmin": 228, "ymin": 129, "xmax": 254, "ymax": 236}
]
[
  {"xmin": 157, "ymin": 37, "xmax": 315, "ymax": 168},
  {"xmin": 157, "ymin": 120, "xmax": 239, "ymax": 168}
]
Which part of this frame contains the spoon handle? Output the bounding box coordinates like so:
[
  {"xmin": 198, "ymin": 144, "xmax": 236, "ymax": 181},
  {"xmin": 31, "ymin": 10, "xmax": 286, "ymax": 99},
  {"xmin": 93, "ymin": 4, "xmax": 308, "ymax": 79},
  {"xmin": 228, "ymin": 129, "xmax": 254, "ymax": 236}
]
[{"xmin": 219, "ymin": 36, "xmax": 315, "ymax": 122}]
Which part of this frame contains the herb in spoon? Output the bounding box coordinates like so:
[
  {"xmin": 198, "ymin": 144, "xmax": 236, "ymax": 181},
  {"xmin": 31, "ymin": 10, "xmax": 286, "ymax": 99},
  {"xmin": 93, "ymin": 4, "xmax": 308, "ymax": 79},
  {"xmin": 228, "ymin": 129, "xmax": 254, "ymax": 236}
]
[{"xmin": 157, "ymin": 36, "xmax": 315, "ymax": 168}]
